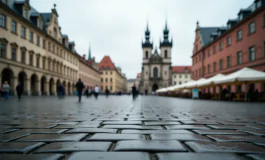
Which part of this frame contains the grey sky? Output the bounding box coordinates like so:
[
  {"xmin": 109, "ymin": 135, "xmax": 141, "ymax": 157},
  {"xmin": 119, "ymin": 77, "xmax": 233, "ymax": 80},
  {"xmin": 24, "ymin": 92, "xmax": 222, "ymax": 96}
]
[{"xmin": 31, "ymin": 0, "xmax": 253, "ymax": 79}]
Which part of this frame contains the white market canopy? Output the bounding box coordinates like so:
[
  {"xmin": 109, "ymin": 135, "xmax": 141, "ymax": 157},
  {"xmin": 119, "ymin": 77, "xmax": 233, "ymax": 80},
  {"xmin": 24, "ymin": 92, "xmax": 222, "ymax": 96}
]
[
  {"xmin": 215, "ymin": 67, "xmax": 265, "ymax": 84},
  {"xmin": 185, "ymin": 78, "xmax": 206, "ymax": 88},
  {"xmin": 197, "ymin": 74, "xmax": 225, "ymax": 87}
]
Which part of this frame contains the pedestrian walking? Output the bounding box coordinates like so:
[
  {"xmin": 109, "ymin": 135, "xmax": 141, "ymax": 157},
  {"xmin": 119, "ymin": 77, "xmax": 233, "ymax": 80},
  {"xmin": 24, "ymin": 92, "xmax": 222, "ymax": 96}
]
[
  {"xmin": 94, "ymin": 85, "xmax": 99, "ymax": 99},
  {"xmin": 132, "ymin": 84, "xmax": 137, "ymax": 100},
  {"xmin": 2, "ymin": 81, "xmax": 10, "ymax": 100},
  {"xmin": 16, "ymin": 82, "xmax": 23, "ymax": 101},
  {"xmin": 75, "ymin": 79, "xmax": 85, "ymax": 102},
  {"xmin": 57, "ymin": 82, "xmax": 64, "ymax": 99},
  {"xmin": 105, "ymin": 87, "xmax": 110, "ymax": 98}
]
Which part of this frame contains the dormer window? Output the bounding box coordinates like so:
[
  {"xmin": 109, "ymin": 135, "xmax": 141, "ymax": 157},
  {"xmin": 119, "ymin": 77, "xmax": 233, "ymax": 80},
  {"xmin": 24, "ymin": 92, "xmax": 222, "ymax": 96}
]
[
  {"xmin": 37, "ymin": 18, "xmax": 42, "ymax": 29},
  {"xmin": 256, "ymin": 0, "xmax": 262, "ymax": 8},
  {"xmin": 23, "ymin": 8, "xmax": 28, "ymax": 19},
  {"xmin": 227, "ymin": 23, "xmax": 231, "ymax": 29},
  {"xmin": 210, "ymin": 36, "xmax": 214, "ymax": 42},
  {"xmin": 218, "ymin": 31, "xmax": 221, "ymax": 36},
  {"xmin": 185, "ymin": 68, "xmax": 188, "ymax": 73},
  {"xmin": 239, "ymin": 13, "xmax": 243, "ymax": 21},
  {"xmin": 2, "ymin": 0, "xmax": 7, "ymax": 4},
  {"xmin": 53, "ymin": 28, "xmax": 57, "ymax": 39}
]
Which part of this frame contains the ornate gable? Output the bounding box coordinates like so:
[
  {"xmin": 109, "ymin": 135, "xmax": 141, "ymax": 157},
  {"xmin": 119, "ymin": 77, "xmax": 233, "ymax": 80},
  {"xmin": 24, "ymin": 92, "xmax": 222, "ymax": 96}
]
[{"xmin": 149, "ymin": 51, "xmax": 162, "ymax": 64}]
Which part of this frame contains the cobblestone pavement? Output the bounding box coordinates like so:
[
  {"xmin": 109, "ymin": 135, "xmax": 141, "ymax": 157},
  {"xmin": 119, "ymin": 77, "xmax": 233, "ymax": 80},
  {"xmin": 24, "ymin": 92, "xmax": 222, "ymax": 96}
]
[{"xmin": 0, "ymin": 96, "xmax": 265, "ymax": 160}]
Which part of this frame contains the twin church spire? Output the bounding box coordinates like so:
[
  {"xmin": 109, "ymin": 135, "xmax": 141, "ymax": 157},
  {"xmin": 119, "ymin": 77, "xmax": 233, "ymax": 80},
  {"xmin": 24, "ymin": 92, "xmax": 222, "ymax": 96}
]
[{"xmin": 142, "ymin": 21, "xmax": 173, "ymax": 49}]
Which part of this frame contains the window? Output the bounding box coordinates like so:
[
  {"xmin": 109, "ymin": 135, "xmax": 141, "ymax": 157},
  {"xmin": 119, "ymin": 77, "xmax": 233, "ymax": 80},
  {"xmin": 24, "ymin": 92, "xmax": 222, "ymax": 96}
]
[
  {"xmin": 23, "ymin": 8, "xmax": 28, "ymax": 19},
  {"xmin": 213, "ymin": 62, "xmax": 216, "ymax": 72},
  {"xmin": 237, "ymin": 30, "xmax": 242, "ymax": 41},
  {"xmin": 145, "ymin": 51, "xmax": 148, "ymax": 59},
  {"xmin": 48, "ymin": 42, "xmax": 51, "ymax": 51},
  {"xmin": 105, "ymin": 78, "xmax": 108, "ymax": 82},
  {"xmin": 227, "ymin": 56, "xmax": 231, "ymax": 68},
  {"xmin": 249, "ymin": 46, "xmax": 255, "ymax": 61},
  {"xmin": 110, "ymin": 71, "xmax": 112, "ymax": 75},
  {"xmin": 208, "ymin": 50, "xmax": 210, "ymax": 57},
  {"xmin": 110, "ymin": 86, "xmax": 112, "ymax": 90},
  {"xmin": 29, "ymin": 31, "xmax": 34, "ymax": 42},
  {"xmin": 0, "ymin": 43, "xmax": 6, "ymax": 58},
  {"xmin": 174, "ymin": 81, "xmax": 176, "ymax": 85},
  {"xmin": 219, "ymin": 59, "xmax": 223, "ymax": 70},
  {"xmin": 21, "ymin": 26, "xmax": 26, "ymax": 38},
  {"xmin": 164, "ymin": 50, "xmax": 168, "ymax": 58},
  {"xmin": 36, "ymin": 56, "xmax": 40, "ymax": 68},
  {"xmin": 101, "ymin": 78, "xmax": 103, "ymax": 82},
  {"xmin": 11, "ymin": 47, "xmax": 16, "ymax": 61},
  {"xmin": 179, "ymin": 82, "xmax": 182, "ymax": 85},
  {"xmin": 29, "ymin": 54, "xmax": 33, "ymax": 66},
  {"xmin": 213, "ymin": 46, "xmax": 216, "ymax": 54},
  {"xmin": 106, "ymin": 71, "xmax": 108, "ymax": 75},
  {"xmin": 185, "ymin": 75, "xmax": 188, "ymax": 78},
  {"xmin": 53, "ymin": 28, "xmax": 57, "ymax": 39},
  {"xmin": 237, "ymin": 51, "xmax": 242, "ymax": 65},
  {"xmin": 43, "ymin": 58, "xmax": 46, "ymax": 69},
  {"xmin": 36, "ymin": 35, "xmax": 40, "ymax": 46},
  {"xmin": 179, "ymin": 75, "xmax": 182, "ymax": 78},
  {"xmin": 0, "ymin": 14, "xmax": 6, "ymax": 28},
  {"xmin": 227, "ymin": 37, "xmax": 231, "ymax": 46},
  {"xmin": 249, "ymin": 22, "xmax": 255, "ymax": 34},
  {"xmin": 11, "ymin": 21, "xmax": 17, "ymax": 33},
  {"xmin": 153, "ymin": 67, "xmax": 158, "ymax": 78},
  {"xmin": 110, "ymin": 78, "xmax": 112, "ymax": 82},
  {"xmin": 185, "ymin": 68, "xmax": 188, "ymax": 73},
  {"xmin": 219, "ymin": 41, "xmax": 223, "ymax": 51},
  {"xmin": 21, "ymin": 51, "xmax": 26, "ymax": 64},
  {"xmin": 208, "ymin": 64, "xmax": 210, "ymax": 74},
  {"xmin": 53, "ymin": 44, "xmax": 55, "ymax": 53},
  {"xmin": 165, "ymin": 71, "xmax": 167, "ymax": 75}
]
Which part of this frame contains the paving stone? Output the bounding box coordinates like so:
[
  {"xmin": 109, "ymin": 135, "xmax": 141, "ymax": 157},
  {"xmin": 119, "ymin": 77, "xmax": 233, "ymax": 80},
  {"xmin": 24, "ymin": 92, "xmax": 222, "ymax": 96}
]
[
  {"xmin": 16, "ymin": 134, "xmax": 87, "ymax": 142},
  {"xmin": 165, "ymin": 125, "xmax": 210, "ymax": 130},
  {"xmin": 247, "ymin": 124, "xmax": 265, "ymax": 130},
  {"xmin": 240, "ymin": 129, "xmax": 265, "ymax": 136},
  {"xmin": 208, "ymin": 135, "xmax": 265, "ymax": 143},
  {"xmin": 181, "ymin": 120, "xmax": 220, "ymax": 125},
  {"xmin": 54, "ymin": 124, "xmax": 99, "ymax": 129},
  {"xmin": 56, "ymin": 122, "xmax": 79, "ymax": 125},
  {"xmin": 66, "ymin": 128, "xmax": 117, "ymax": 133},
  {"xmin": 14, "ymin": 124, "xmax": 57, "ymax": 129},
  {"xmin": 14, "ymin": 129, "xmax": 68, "ymax": 134},
  {"xmin": 0, "ymin": 128, "xmax": 17, "ymax": 134},
  {"xmin": 185, "ymin": 142, "xmax": 265, "ymax": 153},
  {"xmin": 35, "ymin": 142, "xmax": 112, "ymax": 153},
  {"xmin": 144, "ymin": 121, "xmax": 180, "ymax": 125},
  {"xmin": 193, "ymin": 130, "xmax": 246, "ymax": 135},
  {"xmin": 114, "ymin": 140, "xmax": 187, "ymax": 152},
  {"xmin": 0, "ymin": 154, "xmax": 64, "ymax": 160},
  {"xmin": 0, "ymin": 133, "xmax": 30, "ymax": 142},
  {"xmin": 156, "ymin": 153, "xmax": 247, "ymax": 160},
  {"xmin": 121, "ymin": 130, "xmax": 192, "ymax": 134},
  {"xmin": 207, "ymin": 125, "xmax": 252, "ymax": 130},
  {"xmin": 150, "ymin": 133, "xmax": 211, "ymax": 141},
  {"xmin": 0, "ymin": 142, "xmax": 44, "ymax": 153},
  {"xmin": 68, "ymin": 152, "xmax": 150, "ymax": 160},
  {"xmin": 247, "ymin": 154, "xmax": 265, "ymax": 160},
  {"xmin": 127, "ymin": 118, "xmax": 160, "ymax": 121},
  {"xmin": 103, "ymin": 125, "xmax": 163, "ymax": 130},
  {"xmin": 88, "ymin": 133, "xmax": 145, "ymax": 141},
  {"xmin": 102, "ymin": 121, "xmax": 142, "ymax": 125}
]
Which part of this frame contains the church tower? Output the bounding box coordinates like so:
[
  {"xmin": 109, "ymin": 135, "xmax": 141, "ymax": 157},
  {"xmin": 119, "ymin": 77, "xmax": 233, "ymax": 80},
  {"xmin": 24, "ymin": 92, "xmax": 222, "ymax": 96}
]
[{"xmin": 142, "ymin": 24, "xmax": 153, "ymax": 62}]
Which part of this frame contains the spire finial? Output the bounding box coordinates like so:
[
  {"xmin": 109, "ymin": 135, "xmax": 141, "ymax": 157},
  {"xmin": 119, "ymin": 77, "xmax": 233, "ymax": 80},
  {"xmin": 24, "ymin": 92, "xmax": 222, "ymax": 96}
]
[
  {"xmin": 197, "ymin": 21, "xmax": 199, "ymax": 27},
  {"xmin": 54, "ymin": 4, "xmax": 56, "ymax": 9},
  {"xmin": 88, "ymin": 45, "xmax": 92, "ymax": 60}
]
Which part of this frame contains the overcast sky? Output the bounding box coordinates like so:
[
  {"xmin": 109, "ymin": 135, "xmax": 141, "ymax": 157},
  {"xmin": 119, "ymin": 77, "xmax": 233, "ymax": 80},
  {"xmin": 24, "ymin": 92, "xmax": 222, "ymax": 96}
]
[{"xmin": 31, "ymin": 0, "xmax": 253, "ymax": 79}]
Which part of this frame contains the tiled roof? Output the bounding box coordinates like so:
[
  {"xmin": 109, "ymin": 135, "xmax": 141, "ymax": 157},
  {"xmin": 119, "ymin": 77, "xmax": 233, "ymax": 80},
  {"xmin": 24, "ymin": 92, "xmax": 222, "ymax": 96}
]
[
  {"xmin": 98, "ymin": 56, "xmax": 115, "ymax": 70},
  {"xmin": 200, "ymin": 27, "xmax": 219, "ymax": 46},
  {"xmin": 172, "ymin": 66, "xmax": 191, "ymax": 73}
]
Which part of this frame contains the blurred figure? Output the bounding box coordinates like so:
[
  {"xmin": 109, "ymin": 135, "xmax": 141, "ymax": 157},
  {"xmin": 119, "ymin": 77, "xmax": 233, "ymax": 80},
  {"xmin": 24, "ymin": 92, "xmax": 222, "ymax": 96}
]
[
  {"xmin": 105, "ymin": 87, "xmax": 110, "ymax": 98},
  {"xmin": 57, "ymin": 82, "xmax": 64, "ymax": 99},
  {"xmin": 16, "ymin": 82, "xmax": 23, "ymax": 101},
  {"xmin": 132, "ymin": 84, "xmax": 137, "ymax": 100},
  {"xmin": 75, "ymin": 79, "xmax": 85, "ymax": 102},
  {"xmin": 94, "ymin": 85, "xmax": 99, "ymax": 99},
  {"xmin": 2, "ymin": 81, "xmax": 10, "ymax": 100}
]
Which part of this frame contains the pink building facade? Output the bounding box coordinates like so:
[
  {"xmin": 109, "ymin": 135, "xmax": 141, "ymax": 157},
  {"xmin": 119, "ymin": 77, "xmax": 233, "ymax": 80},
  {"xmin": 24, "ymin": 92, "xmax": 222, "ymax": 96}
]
[{"xmin": 191, "ymin": 0, "xmax": 265, "ymax": 94}]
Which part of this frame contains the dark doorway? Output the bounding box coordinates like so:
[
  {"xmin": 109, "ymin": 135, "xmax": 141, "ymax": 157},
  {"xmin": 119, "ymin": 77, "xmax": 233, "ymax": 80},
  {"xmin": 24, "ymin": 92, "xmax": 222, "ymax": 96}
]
[
  {"xmin": 68, "ymin": 82, "xmax": 71, "ymax": 95},
  {"xmin": 1, "ymin": 68, "xmax": 14, "ymax": 94},
  {"xmin": 31, "ymin": 74, "xmax": 38, "ymax": 96},
  {"xmin": 49, "ymin": 78, "xmax": 54, "ymax": 95},
  {"xmin": 41, "ymin": 76, "xmax": 46, "ymax": 95},
  {"xmin": 18, "ymin": 71, "xmax": 27, "ymax": 95},
  {"xmin": 152, "ymin": 84, "xmax": 158, "ymax": 92}
]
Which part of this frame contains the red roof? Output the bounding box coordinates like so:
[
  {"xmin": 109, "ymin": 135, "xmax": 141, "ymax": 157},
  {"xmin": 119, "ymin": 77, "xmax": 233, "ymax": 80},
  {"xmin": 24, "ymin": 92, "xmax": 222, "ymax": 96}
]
[
  {"xmin": 98, "ymin": 56, "xmax": 115, "ymax": 70},
  {"xmin": 137, "ymin": 72, "xmax": 142, "ymax": 78},
  {"xmin": 172, "ymin": 66, "xmax": 191, "ymax": 73}
]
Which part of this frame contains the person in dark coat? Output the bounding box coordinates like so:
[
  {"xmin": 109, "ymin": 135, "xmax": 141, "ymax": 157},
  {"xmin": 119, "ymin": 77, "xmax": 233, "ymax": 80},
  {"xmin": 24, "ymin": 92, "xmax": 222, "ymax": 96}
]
[
  {"xmin": 132, "ymin": 84, "xmax": 137, "ymax": 100},
  {"xmin": 75, "ymin": 79, "xmax": 85, "ymax": 102},
  {"xmin": 16, "ymin": 82, "xmax": 23, "ymax": 101},
  {"xmin": 105, "ymin": 87, "xmax": 110, "ymax": 98},
  {"xmin": 57, "ymin": 82, "xmax": 64, "ymax": 99}
]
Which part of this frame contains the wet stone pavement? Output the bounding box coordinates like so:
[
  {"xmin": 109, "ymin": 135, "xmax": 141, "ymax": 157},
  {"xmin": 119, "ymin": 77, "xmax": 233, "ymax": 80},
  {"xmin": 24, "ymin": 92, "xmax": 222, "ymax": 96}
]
[{"xmin": 0, "ymin": 96, "xmax": 265, "ymax": 160}]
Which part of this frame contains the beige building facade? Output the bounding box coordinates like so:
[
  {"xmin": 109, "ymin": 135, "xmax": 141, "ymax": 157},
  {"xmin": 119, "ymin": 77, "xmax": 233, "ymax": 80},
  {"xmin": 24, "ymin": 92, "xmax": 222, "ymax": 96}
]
[
  {"xmin": 98, "ymin": 56, "xmax": 127, "ymax": 93},
  {"xmin": 172, "ymin": 66, "xmax": 192, "ymax": 86},
  {"xmin": 0, "ymin": 0, "xmax": 100, "ymax": 95}
]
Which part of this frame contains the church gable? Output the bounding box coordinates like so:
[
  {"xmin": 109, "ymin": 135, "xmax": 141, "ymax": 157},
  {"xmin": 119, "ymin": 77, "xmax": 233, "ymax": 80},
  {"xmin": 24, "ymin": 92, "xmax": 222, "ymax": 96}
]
[{"xmin": 149, "ymin": 51, "xmax": 162, "ymax": 64}]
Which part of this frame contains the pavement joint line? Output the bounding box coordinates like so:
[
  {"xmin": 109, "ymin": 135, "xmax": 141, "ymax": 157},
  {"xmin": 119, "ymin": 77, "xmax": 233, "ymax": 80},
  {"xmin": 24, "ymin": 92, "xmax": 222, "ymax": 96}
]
[
  {"xmin": 25, "ymin": 142, "xmax": 47, "ymax": 154},
  {"xmin": 107, "ymin": 142, "xmax": 116, "ymax": 151},
  {"xmin": 149, "ymin": 153, "xmax": 158, "ymax": 160},
  {"xmin": 180, "ymin": 141, "xmax": 196, "ymax": 152},
  {"xmin": 145, "ymin": 134, "xmax": 151, "ymax": 140},
  {"xmin": 80, "ymin": 133, "xmax": 91, "ymax": 141},
  {"xmin": 117, "ymin": 130, "xmax": 122, "ymax": 134},
  {"xmin": 161, "ymin": 125, "xmax": 167, "ymax": 130}
]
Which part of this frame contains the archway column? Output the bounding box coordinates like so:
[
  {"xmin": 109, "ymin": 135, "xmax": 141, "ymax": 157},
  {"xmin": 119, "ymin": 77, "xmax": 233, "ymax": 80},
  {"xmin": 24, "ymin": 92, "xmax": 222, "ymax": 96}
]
[
  {"xmin": 26, "ymin": 79, "xmax": 31, "ymax": 95},
  {"xmin": 45, "ymin": 82, "xmax": 49, "ymax": 96},
  {"xmin": 53, "ymin": 83, "xmax": 57, "ymax": 96},
  {"xmin": 13, "ymin": 77, "xmax": 18, "ymax": 96},
  {"xmin": 37, "ymin": 80, "xmax": 41, "ymax": 96},
  {"xmin": 65, "ymin": 84, "xmax": 68, "ymax": 95}
]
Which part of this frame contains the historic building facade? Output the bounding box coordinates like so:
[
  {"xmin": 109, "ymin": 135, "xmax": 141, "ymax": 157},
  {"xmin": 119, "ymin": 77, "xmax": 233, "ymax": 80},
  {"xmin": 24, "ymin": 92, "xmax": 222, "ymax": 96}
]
[
  {"xmin": 140, "ymin": 23, "xmax": 173, "ymax": 93},
  {"xmin": 98, "ymin": 56, "xmax": 127, "ymax": 93},
  {"xmin": 191, "ymin": 0, "xmax": 265, "ymax": 93},
  {"xmin": 172, "ymin": 66, "xmax": 192, "ymax": 86},
  {"xmin": 0, "ymin": 0, "xmax": 100, "ymax": 95}
]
